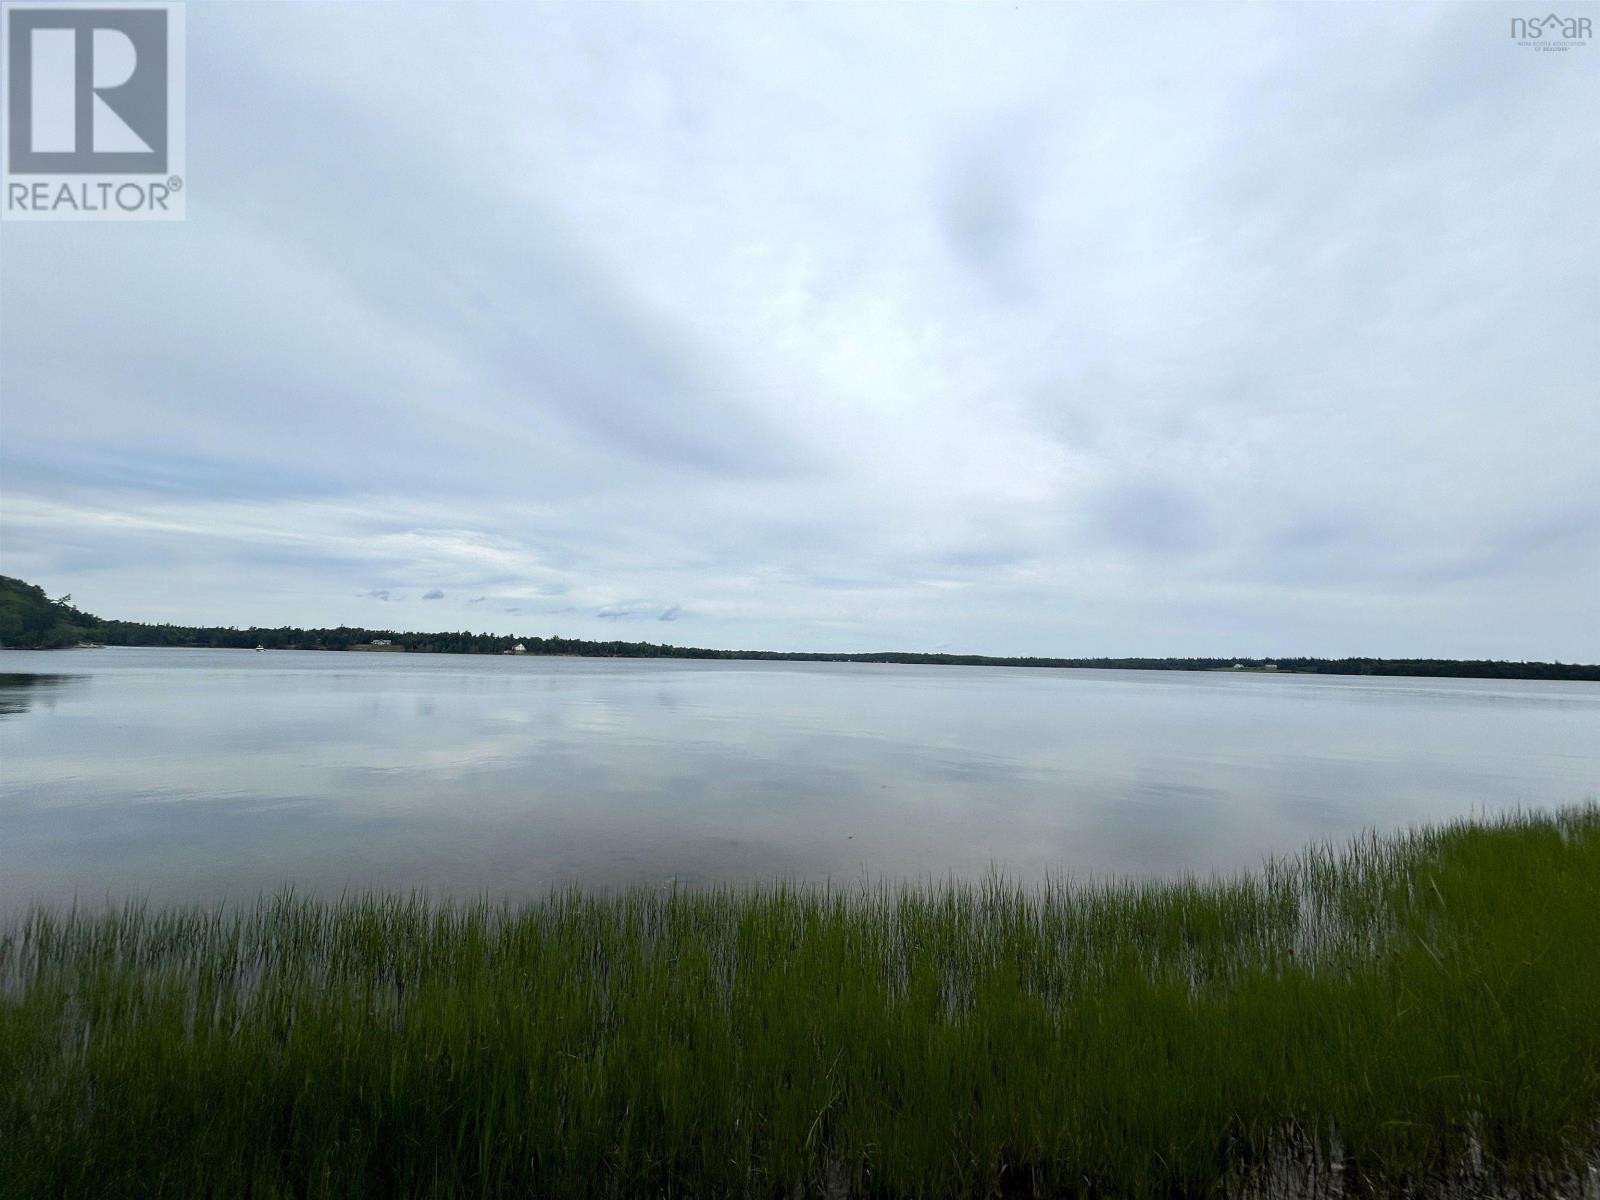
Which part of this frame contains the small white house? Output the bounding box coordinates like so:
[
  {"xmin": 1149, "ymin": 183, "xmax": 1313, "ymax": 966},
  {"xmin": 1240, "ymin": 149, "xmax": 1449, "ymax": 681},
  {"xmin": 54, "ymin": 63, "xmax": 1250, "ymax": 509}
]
[
  {"xmin": 371, "ymin": 639, "xmax": 391, "ymax": 646},
  {"xmin": 512, "ymin": 643, "xmax": 527, "ymax": 654}
]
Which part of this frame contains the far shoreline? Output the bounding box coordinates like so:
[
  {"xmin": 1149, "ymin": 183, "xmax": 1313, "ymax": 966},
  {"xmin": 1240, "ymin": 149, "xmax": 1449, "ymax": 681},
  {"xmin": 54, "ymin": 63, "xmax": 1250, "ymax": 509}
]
[
  {"xmin": 8, "ymin": 639, "xmax": 1599, "ymax": 686},
  {"xmin": 5, "ymin": 576, "xmax": 1596, "ymax": 681}
]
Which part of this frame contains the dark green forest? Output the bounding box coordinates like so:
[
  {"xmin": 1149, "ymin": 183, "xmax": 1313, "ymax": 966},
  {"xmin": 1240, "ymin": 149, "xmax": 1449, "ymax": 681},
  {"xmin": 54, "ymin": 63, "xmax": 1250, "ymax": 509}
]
[
  {"xmin": 0, "ymin": 577, "xmax": 101, "ymax": 649},
  {"xmin": 3, "ymin": 574, "xmax": 1595, "ymax": 680}
]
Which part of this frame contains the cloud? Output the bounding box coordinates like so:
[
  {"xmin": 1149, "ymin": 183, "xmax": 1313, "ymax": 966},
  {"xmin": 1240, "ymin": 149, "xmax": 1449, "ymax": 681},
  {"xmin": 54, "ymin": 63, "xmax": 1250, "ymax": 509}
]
[
  {"xmin": 1, "ymin": 4, "xmax": 1595, "ymax": 659},
  {"xmin": 1092, "ymin": 483, "xmax": 1209, "ymax": 556},
  {"xmin": 658, "ymin": 606, "xmax": 682, "ymax": 622},
  {"xmin": 421, "ymin": 589, "xmax": 445, "ymax": 600}
]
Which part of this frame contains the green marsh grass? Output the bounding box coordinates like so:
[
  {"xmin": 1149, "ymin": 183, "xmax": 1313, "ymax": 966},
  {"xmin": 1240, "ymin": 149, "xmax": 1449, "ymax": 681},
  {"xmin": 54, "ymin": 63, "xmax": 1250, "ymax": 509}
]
[{"xmin": 2, "ymin": 807, "xmax": 1598, "ymax": 1197}]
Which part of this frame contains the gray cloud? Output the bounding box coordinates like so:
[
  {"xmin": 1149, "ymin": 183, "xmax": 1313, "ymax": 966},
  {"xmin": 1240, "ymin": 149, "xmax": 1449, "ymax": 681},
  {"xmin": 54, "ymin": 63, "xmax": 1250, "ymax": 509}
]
[
  {"xmin": 1, "ymin": 4, "xmax": 1595, "ymax": 660},
  {"xmin": 421, "ymin": 589, "xmax": 445, "ymax": 600},
  {"xmin": 1092, "ymin": 484, "xmax": 1209, "ymax": 556}
]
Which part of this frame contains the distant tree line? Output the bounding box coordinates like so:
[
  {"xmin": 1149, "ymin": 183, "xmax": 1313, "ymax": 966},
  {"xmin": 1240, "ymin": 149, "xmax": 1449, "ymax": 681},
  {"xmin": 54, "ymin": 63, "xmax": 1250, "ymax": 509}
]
[{"xmin": 4, "ymin": 575, "xmax": 1596, "ymax": 680}]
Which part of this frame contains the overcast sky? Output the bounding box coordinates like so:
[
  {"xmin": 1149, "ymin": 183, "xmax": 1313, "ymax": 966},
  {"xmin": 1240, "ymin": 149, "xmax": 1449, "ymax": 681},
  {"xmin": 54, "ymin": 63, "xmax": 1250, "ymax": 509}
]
[{"xmin": 1, "ymin": 2, "xmax": 1596, "ymax": 659}]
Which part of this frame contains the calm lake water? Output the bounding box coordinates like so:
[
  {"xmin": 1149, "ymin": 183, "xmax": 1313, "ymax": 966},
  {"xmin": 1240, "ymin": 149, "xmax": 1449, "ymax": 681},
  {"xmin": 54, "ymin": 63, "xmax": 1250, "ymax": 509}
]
[{"xmin": 1, "ymin": 647, "xmax": 1596, "ymax": 911}]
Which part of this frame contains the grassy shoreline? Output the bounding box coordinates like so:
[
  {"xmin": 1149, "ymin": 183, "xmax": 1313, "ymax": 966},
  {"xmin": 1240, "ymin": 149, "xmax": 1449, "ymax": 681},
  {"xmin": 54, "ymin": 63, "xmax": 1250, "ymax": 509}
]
[{"xmin": 4, "ymin": 809, "xmax": 1598, "ymax": 1197}]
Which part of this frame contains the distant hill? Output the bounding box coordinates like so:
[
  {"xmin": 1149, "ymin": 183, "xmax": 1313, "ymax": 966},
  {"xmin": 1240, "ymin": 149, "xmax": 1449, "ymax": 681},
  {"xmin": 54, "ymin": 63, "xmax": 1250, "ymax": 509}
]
[
  {"xmin": 0, "ymin": 576, "xmax": 101, "ymax": 649},
  {"xmin": 1, "ymin": 574, "xmax": 1595, "ymax": 680}
]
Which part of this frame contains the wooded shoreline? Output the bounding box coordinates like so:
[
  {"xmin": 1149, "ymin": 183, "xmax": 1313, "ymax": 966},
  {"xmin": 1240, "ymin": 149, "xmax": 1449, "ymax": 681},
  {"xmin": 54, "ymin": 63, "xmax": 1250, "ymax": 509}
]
[{"xmin": 5, "ymin": 575, "xmax": 1597, "ymax": 681}]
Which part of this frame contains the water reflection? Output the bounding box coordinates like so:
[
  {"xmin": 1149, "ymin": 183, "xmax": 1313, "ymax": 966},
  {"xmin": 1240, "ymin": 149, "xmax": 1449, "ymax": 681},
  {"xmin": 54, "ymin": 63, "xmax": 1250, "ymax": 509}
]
[
  {"xmin": 0, "ymin": 672, "xmax": 82, "ymax": 717},
  {"xmin": 0, "ymin": 648, "xmax": 1596, "ymax": 911}
]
